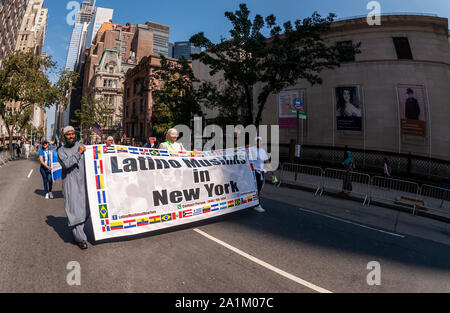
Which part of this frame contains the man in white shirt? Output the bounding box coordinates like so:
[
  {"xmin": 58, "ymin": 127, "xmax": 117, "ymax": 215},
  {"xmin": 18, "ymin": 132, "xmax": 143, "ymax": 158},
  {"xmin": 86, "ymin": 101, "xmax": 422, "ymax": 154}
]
[
  {"xmin": 24, "ymin": 141, "xmax": 31, "ymax": 159},
  {"xmin": 248, "ymin": 137, "xmax": 273, "ymax": 213}
]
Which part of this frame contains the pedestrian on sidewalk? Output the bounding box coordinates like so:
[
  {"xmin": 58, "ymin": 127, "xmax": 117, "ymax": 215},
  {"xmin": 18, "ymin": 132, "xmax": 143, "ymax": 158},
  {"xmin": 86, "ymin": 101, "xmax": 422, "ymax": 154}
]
[
  {"xmin": 24, "ymin": 141, "xmax": 31, "ymax": 159},
  {"xmin": 38, "ymin": 141, "xmax": 54, "ymax": 199},
  {"xmin": 383, "ymin": 158, "xmax": 392, "ymax": 177},
  {"xmin": 248, "ymin": 136, "xmax": 275, "ymax": 213},
  {"xmin": 342, "ymin": 150, "xmax": 354, "ymax": 196},
  {"xmin": 58, "ymin": 126, "xmax": 90, "ymax": 250}
]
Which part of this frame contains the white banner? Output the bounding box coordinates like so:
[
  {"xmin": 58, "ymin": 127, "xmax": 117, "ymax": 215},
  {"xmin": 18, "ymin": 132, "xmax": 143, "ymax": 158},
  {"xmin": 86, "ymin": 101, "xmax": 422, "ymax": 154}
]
[{"xmin": 85, "ymin": 145, "xmax": 259, "ymax": 241}]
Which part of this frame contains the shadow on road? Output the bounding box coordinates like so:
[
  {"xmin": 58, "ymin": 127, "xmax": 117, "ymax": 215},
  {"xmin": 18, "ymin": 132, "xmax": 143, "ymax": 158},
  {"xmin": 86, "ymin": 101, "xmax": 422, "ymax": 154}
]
[
  {"xmin": 222, "ymin": 197, "xmax": 450, "ymax": 272},
  {"xmin": 34, "ymin": 189, "xmax": 63, "ymax": 199},
  {"xmin": 46, "ymin": 216, "xmax": 76, "ymax": 244}
]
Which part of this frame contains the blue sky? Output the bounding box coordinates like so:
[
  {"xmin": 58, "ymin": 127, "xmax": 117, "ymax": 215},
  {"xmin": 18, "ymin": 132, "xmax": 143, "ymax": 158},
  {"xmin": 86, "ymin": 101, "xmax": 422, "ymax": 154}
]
[{"xmin": 43, "ymin": 0, "xmax": 450, "ymax": 136}]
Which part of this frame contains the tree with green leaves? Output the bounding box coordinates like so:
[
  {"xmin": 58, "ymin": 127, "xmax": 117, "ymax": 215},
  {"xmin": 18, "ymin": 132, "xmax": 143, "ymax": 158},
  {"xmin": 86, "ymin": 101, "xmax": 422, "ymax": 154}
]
[
  {"xmin": 74, "ymin": 95, "xmax": 116, "ymax": 139},
  {"xmin": 142, "ymin": 56, "xmax": 203, "ymax": 138},
  {"xmin": 190, "ymin": 3, "xmax": 360, "ymax": 127},
  {"xmin": 53, "ymin": 69, "xmax": 79, "ymax": 136},
  {"xmin": 0, "ymin": 51, "xmax": 58, "ymax": 150}
]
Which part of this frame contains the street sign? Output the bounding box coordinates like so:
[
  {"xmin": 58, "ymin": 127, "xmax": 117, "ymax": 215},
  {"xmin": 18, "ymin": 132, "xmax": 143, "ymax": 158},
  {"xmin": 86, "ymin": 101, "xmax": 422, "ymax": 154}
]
[{"xmin": 293, "ymin": 98, "xmax": 303, "ymax": 110}]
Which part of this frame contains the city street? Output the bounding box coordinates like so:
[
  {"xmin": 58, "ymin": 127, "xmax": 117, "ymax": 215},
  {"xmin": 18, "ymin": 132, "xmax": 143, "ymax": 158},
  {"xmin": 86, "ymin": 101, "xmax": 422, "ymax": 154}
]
[{"xmin": 0, "ymin": 158, "xmax": 449, "ymax": 293}]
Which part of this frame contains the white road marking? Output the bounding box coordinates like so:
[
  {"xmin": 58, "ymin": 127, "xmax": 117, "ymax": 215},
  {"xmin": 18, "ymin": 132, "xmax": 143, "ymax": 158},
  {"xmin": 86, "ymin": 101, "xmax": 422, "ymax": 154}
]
[
  {"xmin": 298, "ymin": 207, "xmax": 405, "ymax": 238},
  {"xmin": 27, "ymin": 169, "xmax": 34, "ymax": 179},
  {"xmin": 193, "ymin": 228, "xmax": 332, "ymax": 293}
]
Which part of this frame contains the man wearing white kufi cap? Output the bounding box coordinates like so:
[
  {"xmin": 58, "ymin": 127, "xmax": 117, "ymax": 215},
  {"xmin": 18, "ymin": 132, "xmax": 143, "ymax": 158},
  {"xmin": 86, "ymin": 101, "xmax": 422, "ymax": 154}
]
[{"xmin": 57, "ymin": 126, "xmax": 90, "ymax": 250}]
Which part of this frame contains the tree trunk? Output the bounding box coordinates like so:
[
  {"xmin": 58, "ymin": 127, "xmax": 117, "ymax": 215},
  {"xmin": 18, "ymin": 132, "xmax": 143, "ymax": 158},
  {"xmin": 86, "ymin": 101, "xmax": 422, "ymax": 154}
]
[
  {"xmin": 254, "ymin": 91, "xmax": 270, "ymax": 128},
  {"xmin": 244, "ymin": 84, "xmax": 253, "ymax": 126}
]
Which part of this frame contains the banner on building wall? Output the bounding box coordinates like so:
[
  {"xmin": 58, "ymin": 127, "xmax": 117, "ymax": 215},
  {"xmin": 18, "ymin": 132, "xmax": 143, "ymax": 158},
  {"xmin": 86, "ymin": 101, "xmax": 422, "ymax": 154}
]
[
  {"xmin": 278, "ymin": 90, "xmax": 306, "ymax": 129},
  {"xmin": 85, "ymin": 145, "xmax": 259, "ymax": 241},
  {"xmin": 335, "ymin": 86, "xmax": 363, "ymax": 131},
  {"xmin": 397, "ymin": 86, "xmax": 427, "ymax": 137}
]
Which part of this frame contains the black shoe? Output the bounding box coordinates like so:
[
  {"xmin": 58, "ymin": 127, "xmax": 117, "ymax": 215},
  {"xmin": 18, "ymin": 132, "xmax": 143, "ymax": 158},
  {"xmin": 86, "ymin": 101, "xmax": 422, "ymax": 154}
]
[{"xmin": 77, "ymin": 241, "xmax": 88, "ymax": 250}]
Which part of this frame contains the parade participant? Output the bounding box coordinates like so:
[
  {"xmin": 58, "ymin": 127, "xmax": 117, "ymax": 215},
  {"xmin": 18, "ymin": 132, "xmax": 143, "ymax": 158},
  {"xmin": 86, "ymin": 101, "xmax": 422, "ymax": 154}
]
[
  {"xmin": 144, "ymin": 137, "xmax": 156, "ymax": 149},
  {"xmin": 248, "ymin": 137, "xmax": 274, "ymax": 213},
  {"xmin": 105, "ymin": 136, "xmax": 115, "ymax": 147},
  {"xmin": 57, "ymin": 126, "xmax": 90, "ymax": 250},
  {"xmin": 24, "ymin": 141, "xmax": 31, "ymax": 159},
  {"xmin": 38, "ymin": 141, "xmax": 53, "ymax": 199},
  {"xmin": 159, "ymin": 128, "xmax": 185, "ymax": 151}
]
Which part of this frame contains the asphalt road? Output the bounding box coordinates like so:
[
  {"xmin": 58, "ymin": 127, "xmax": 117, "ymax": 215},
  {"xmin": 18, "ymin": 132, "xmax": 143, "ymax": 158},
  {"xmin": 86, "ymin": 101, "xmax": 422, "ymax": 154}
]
[{"xmin": 0, "ymin": 158, "xmax": 449, "ymax": 293}]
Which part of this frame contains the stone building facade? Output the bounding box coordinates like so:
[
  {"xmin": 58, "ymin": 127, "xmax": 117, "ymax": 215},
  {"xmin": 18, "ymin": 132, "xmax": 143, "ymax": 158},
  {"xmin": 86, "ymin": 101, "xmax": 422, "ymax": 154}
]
[{"xmin": 194, "ymin": 14, "xmax": 450, "ymax": 162}]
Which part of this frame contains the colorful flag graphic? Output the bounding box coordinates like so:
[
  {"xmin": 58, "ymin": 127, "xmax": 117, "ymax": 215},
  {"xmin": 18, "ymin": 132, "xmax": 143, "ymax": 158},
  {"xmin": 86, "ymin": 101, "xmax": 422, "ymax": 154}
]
[
  {"xmin": 123, "ymin": 220, "xmax": 137, "ymax": 229},
  {"xmin": 99, "ymin": 204, "xmax": 108, "ymax": 219},
  {"xmin": 97, "ymin": 190, "xmax": 106, "ymax": 204},
  {"xmin": 116, "ymin": 146, "xmax": 128, "ymax": 153},
  {"xmin": 137, "ymin": 218, "xmax": 149, "ymax": 227},
  {"xmin": 129, "ymin": 147, "xmax": 139, "ymax": 155},
  {"xmin": 149, "ymin": 216, "xmax": 161, "ymax": 224},
  {"xmin": 110, "ymin": 222, "xmax": 124, "ymax": 230},
  {"xmin": 149, "ymin": 150, "xmax": 161, "ymax": 156},
  {"xmin": 96, "ymin": 175, "xmax": 105, "ymax": 190},
  {"xmin": 161, "ymin": 214, "xmax": 172, "ymax": 222},
  {"xmin": 94, "ymin": 160, "xmax": 104, "ymax": 175},
  {"xmin": 103, "ymin": 146, "xmax": 116, "ymax": 154},
  {"xmin": 93, "ymin": 146, "xmax": 102, "ymax": 160}
]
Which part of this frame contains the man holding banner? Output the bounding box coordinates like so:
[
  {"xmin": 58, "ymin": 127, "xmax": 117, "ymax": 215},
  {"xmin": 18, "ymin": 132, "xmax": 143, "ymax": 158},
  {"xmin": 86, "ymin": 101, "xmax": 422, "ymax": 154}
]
[{"xmin": 58, "ymin": 126, "xmax": 90, "ymax": 250}]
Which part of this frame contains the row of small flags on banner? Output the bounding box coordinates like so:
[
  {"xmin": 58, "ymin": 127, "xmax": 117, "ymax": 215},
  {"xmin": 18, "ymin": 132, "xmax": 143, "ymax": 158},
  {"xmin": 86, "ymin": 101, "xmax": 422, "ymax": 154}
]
[
  {"xmin": 100, "ymin": 194, "xmax": 258, "ymax": 232},
  {"xmin": 95, "ymin": 145, "xmax": 240, "ymax": 159}
]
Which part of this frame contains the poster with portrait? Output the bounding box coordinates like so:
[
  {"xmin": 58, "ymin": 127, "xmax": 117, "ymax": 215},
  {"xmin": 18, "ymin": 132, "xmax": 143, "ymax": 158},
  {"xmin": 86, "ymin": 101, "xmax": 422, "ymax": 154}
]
[
  {"xmin": 397, "ymin": 86, "xmax": 427, "ymax": 137},
  {"xmin": 335, "ymin": 86, "xmax": 362, "ymax": 131},
  {"xmin": 278, "ymin": 90, "xmax": 306, "ymax": 129}
]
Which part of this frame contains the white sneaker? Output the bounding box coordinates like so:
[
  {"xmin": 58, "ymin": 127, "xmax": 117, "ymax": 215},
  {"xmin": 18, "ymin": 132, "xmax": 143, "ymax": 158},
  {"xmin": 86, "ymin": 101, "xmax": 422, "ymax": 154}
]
[
  {"xmin": 45, "ymin": 193, "xmax": 49, "ymax": 200},
  {"xmin": 254, "ymin": 205, "xmax": 265, "ymax": 213},
  {"xmin": 49, "ymin": 192, "xmax": 54, "ymax": 199}
]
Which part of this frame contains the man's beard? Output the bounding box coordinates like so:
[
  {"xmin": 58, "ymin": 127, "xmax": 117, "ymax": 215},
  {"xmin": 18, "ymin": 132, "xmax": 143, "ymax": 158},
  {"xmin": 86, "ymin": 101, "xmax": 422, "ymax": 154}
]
[{"xmin": 65, "ymin": 138, "xmax": 75, "ymax": 147}]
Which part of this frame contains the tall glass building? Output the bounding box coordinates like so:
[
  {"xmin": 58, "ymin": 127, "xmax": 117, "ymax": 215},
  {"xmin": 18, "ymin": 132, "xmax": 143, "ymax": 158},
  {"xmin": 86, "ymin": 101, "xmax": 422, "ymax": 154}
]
[{"xmin": 171, "ymin": 41, "xmax": 201, "ymax": 60}]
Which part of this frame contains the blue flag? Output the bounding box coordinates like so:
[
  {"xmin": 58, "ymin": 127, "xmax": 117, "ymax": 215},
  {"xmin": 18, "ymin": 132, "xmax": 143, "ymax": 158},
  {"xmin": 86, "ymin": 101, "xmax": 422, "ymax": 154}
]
[{"xmin": 51, "ymin": 150, "xmax": 62, "ymax": 182}]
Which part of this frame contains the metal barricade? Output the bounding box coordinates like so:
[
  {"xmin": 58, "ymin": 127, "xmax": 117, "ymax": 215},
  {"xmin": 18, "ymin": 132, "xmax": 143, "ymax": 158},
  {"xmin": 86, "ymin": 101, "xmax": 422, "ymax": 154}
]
[
  {"xmin": 278, "ymin": 163, "xmax": 323, "ymax": 195},
  {"xmin": 0, "ymin": 152, "xmax": 5, "ymax": 166},
  {"xmin": 0, "ymin": 151, "xmax": 10, "ymax": 167},
  {"xmin": 323, "ymin": 168, "xmax": 371, "ymax": 205},
  {"xmin": 370, "ymin": 176, "xmax": 421, "ymax": 214},
  {"xmin": 420, "ymin": 185, "xmax": 450, "ymax": 215}
]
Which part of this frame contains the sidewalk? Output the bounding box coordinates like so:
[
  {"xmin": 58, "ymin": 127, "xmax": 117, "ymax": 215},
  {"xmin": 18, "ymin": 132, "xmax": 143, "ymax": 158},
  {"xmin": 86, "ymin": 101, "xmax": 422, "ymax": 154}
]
[
  {"xmin": 268, "ymin": 169, "xmax": 450, "ymax": 223},
  {"xmin": 261, "ymin": 184, "xmax": 450, "ymax": 247}
]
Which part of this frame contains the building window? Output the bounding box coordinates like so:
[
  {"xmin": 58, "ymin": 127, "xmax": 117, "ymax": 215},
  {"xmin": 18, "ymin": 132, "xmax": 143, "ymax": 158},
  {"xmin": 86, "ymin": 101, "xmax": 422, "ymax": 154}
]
[
  {"xmin": 139, "ymin": 98, "xmax": 143, "ymax": 113},
  {"xmin": 393, "ymin": 37, "xmax": 413, "ymax": 60},
  {"xmin": 103, "ymin": 79, "xmax": 107, "ymax": 87},
  {"xmin": 109, "ymin": 67, "xmax": 114, "ymax": 73}
]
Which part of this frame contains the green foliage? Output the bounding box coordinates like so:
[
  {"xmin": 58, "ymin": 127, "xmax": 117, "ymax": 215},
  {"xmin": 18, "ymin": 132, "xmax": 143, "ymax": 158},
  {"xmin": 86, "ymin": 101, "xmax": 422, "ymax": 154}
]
[
  {"xmin": 146, "ymin": 56, "xmax": 203, "ymax": 138},
  {"xmin": 190, "ymin": 3, "xmax": 361, "ymax": 126},
  {"xmin": 0, "ymin": 51, "xmax": 58, "ymax": 149},
  {"xmin": 54, "ymin": 69, "xmax": 79, "ymax": 111},
  {"xmin": 74, "ymin": 96, "xmax": 116, "ymax": 134}
]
